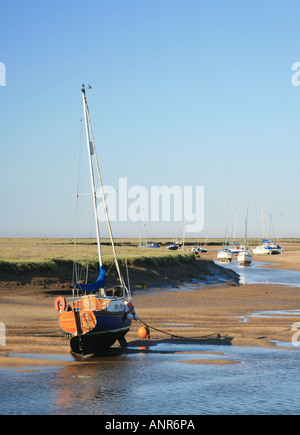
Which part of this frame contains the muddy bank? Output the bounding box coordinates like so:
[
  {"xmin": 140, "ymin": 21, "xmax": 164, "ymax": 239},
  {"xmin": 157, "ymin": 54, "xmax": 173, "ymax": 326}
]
[{"xmin": 0, "ymin": 258, "xmax": 239, "ymax": 290}]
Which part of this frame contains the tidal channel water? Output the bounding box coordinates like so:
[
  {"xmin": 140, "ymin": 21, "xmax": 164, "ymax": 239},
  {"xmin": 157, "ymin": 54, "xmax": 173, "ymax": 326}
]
[{"xmin": 0, "ymin": 343, "xmax": 300, "ymax": 415}]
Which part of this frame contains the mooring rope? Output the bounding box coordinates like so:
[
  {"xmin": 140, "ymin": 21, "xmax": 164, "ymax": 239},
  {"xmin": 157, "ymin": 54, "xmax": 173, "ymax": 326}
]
[
  {"xmin": 137, "ymin": 317, "xmax": 218, "ymax": 341},
  {"xmin": 137, "ymin": 317, "xmax": 292, "ymax": 342}
]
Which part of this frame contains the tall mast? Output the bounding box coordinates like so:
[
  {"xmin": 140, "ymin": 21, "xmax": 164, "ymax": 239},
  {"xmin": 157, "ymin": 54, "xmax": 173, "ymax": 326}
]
[
  {"xmin": 233, "ymin": 211, "xmax": 237, "ymax": 244},
  {"xmin": 277, "ymin": 213, "xmax": 283, "ymax": 243},
  {"xmin": 81, "ymin": 84, "xmax": 103, "ymax": 268},
  {"xmin": 82, "ymin": 85, "xmax": 127, "ymax": 292},
  {"xmin": 225, "ymin": 202, "xmax": 234, "ymax": 246},
  {"xmin": 244, "ymin": 203, "xmax": 249, "ymax": 246},
  {"xmin": 261, "ymin": 201, "xmax": 265, "ymax": 239},
  {"xmin": 86, "ymin": 105, "xmax": 125, "ymax": 288}
]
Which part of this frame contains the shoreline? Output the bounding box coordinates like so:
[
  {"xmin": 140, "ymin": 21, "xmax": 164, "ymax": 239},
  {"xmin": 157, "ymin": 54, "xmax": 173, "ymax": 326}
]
[
  {"xmin": 1, "ymin": 242, "xmax": 300, "ymax": 367},
  {"xmin": 1, "ymin": 281, "xmax": 300, "ymax": 368}
]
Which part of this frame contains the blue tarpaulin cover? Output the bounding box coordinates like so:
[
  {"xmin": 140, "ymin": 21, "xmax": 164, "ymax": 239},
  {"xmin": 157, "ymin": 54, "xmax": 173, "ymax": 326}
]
[{"xmin": 75, "ymin": 267, "xmax": 106, "ymax": 292}]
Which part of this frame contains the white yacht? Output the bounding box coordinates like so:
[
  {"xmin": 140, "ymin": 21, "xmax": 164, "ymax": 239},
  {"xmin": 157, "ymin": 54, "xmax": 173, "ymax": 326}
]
[{"xmin": 217, "ymin": 248, "xmax": 233, "ymax": 263}]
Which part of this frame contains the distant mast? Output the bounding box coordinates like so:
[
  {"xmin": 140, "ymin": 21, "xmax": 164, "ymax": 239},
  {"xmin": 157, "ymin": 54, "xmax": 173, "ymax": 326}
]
[
  {"xmin": 81, "ymin": 84, "xmax": 103, "ymax": 268},
  {"xmin": 261, "ymin": 201, "xmax": 265, "ymax": 239},
  {"xmin": 244, "ymin": 203, "xmax": 249, "ymax": 246}
]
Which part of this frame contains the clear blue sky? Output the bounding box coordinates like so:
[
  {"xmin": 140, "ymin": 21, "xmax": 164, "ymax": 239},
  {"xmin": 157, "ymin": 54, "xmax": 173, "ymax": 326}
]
[{"xmin": 0, "ymin": 0, "xmax": 299, "ymax": 239}]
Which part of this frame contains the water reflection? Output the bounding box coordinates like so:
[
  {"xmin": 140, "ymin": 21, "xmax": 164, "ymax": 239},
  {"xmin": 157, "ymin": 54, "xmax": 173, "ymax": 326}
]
[
  {"xmin": 49, "ymin": 344, "xmax": 300, "ymax": 415},
  {"xmin": 1, "ymin": 341, "xmax": 300, "ymax": 415},
  {"xmin": 217, "ymin": 260, "xmax": 300, "ymax": 287},
  {"xmin": 52, "ymin": 361, "xmax": 134, "ymax": 415}
]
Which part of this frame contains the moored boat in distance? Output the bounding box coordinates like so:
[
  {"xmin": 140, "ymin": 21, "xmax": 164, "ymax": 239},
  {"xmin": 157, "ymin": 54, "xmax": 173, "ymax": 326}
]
[
  {"xmin": 166, "ymin": 243, "xmax": 179, "ymax": 251},
  {"xmin": 217, "ymin": 248, "xmax": 233, "ymax": 263},
  {"xmin": 238, "ymin": 248, "xmax": 252, "ymax": 266},
  {"xmin": 218, "ymin": 203, "xmax": 234, "ymax": 262},
  {"xmin": 253, "ymin": 203, "xmax": 283, "ymax": 256},
  {"xmin": 54, "ymin": 85, "xmax": 138, "ymax": 356},
  {"xmin": 226, "ymin": 244, "xmax": 240, "ymax": 255},
  {"xmin": 191, "ymin": 246, "xmax": 207, "ymax": 254},
  {"xmin": 144, "ymin": 241, "xmax": 160, "ymax": 248},
  {"xmin": 238, "ymin": 203, "xmax": 252, "ymax": 266},
  {"xmin": 252, "ymin": 239, "xmax": 283, "ymax": 255}
]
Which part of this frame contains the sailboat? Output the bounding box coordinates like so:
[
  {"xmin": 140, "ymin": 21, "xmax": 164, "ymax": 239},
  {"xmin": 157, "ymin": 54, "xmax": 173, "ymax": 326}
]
[
  {"xmin": 191, "ymin": 228, "xmax": 209, "ymax": 254},
  {"xmin": 252, "ymin": 239, "xmax": 282, "ymax": 255},
  {"xmin": 238, "ymin": 246, "xmax": 252, "ymax": 265},
  {"xmin": 54, "ymin": 85, "xmax": 138, "ymax": 356},
  {"xmin": 252, "ymin": 203, "xmax": 283, "ymax": 255},
  {"xmin": 138, "ymin": 218, "xmax": 160, "ymax": 248},
  {"xmin": 217, "ymin": 248, "xmax": 233, "ymax": 263},
  {"xmin": 166, "ymin": 242, "xmax": 179, "ymax": 251},
  {"xmin": 217, "ymin": 203, "xmax": 234, "ymax": 262},
  {"xmin": 226, "ymin": 211, "xmax": 240, "ymax": 254},
  {"xmin": 238, "ymin": 203, "xmax": 252, "ymax": 266}
]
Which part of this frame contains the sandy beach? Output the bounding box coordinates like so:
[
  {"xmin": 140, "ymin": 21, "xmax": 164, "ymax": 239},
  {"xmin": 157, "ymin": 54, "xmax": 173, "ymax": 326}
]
[{"xmin": 0, "ymin": 241, "xmax": 300, "ymax": 367}]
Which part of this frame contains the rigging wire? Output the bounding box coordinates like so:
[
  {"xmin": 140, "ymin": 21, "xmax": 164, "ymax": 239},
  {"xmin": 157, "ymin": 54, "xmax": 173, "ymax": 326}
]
[
  {"xmin": 85, "ymin": 95, "xmax": 128, "ymax": 296},
  {"xmin": 73, "ymin": 99, "xmax": 97, "ymax": 285},
  {"xmin": 73, "ymin": 101, "xmax": 84, "ymax": 284}
]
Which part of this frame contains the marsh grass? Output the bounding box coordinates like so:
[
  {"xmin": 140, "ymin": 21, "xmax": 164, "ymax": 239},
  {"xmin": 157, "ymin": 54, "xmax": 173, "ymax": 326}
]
[
  {"xmin": 1, "ymin": 237, "xmax": 298, "ymax": 275},
  {"xmin": 0, "ymin": 238, "xmax": 196, "ymax": 274}
]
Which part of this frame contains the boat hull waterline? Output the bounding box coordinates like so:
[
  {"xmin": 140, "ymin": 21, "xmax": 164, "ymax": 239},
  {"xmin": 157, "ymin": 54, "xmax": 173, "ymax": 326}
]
[
  {"xmin": 238, "ymin": 251, "xmax": 252, "ymax": 266},
  {"xmin": 58, "ymin": 297, "xmax": 136, "ymax": 355},
  {"xmin": 217, "ymin": 249, "xmax": 233, "ymax": 263}
]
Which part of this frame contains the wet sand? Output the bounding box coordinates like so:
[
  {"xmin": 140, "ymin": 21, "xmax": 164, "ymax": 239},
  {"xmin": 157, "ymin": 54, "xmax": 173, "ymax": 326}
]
[{"xmin": 1, "ymin": 241, "xmax": 300, "ymax": 367}]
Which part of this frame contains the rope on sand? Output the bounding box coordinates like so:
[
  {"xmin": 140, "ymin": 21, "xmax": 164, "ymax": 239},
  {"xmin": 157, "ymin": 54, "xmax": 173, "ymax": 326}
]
[
  {"xmin": 137, "ymin": 317, "xmax": 218, "ymax": 341},
  {"xmin": 137, "ymin": 319, "xmax": 293, "ymax": 342}
]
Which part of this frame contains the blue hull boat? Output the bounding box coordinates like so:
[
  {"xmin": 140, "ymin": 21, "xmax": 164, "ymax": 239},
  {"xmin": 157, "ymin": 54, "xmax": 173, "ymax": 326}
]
[{"xmin": 54, "ymin": 85, "xmax": 138, "ymax": 356}]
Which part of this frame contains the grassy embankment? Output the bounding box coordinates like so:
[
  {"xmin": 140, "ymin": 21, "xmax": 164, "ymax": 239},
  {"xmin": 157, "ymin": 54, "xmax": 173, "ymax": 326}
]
[
  {"xmin": 0, "ymin": 238, "xmax": 239, "ymax": 289},
  {"xmin": 1, "ymin": 238, "xmax": 297, "ymax": 287},
  {"xmin": 0, "ymin": 238, "xmax": 196, "ymax": 274}
]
